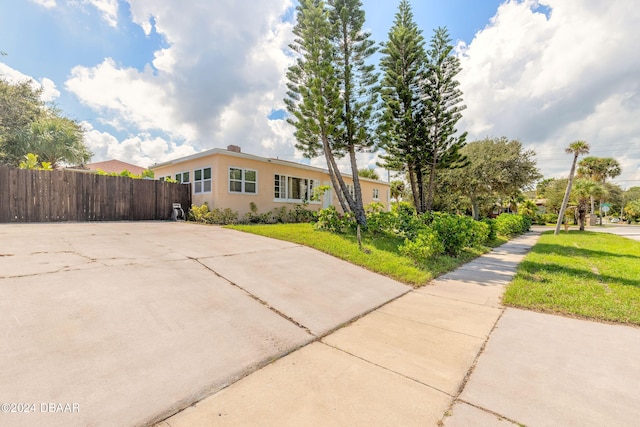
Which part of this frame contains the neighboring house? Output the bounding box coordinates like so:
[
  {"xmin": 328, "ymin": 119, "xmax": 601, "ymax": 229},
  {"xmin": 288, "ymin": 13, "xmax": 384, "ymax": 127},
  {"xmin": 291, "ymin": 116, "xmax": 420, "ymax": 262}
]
[
  {"xmin": 150, "ymin": 145, "xmax": 390, "ymax": 216},
  {"xmin": 83, "ymin": 160, "xmax": 147, "ymax": 176}
]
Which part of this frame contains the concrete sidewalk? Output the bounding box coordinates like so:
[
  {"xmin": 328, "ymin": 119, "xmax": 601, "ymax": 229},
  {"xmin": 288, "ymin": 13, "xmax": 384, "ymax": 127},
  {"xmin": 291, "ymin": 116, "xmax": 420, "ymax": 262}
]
[{"xmin": 158, "ymin": 232, "xmax": 542, "ymax": 426}]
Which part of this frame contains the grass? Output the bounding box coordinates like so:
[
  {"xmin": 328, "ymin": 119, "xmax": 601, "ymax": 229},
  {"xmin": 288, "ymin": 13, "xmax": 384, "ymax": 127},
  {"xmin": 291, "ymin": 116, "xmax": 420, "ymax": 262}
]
[
  {"xmin": 504, "ymin": 231, "xmax": 640, "ymax": 325},
  {"xmin": 227, "ymin": 223, "xmax": 506, "ymax": 287}
]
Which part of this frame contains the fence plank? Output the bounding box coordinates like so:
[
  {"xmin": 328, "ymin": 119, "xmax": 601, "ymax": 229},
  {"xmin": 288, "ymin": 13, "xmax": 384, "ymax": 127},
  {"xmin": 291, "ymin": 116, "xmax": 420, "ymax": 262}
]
[
  {"xmin": 0, "ymin": 167, "xmax": 9, "ymax": 222},
  {"xmin": 0, "ymin": 167, "xmax": 190, "ymax": 223}
]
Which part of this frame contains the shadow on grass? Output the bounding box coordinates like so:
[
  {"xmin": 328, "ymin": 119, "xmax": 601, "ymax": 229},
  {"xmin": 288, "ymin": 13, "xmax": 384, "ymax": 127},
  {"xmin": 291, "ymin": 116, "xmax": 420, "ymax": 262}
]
[
  {"xmin": 530, "ymin": 242, "xmax": 640, "ymax": 261},
  {"xmin": 518, "ymin": 260, "xmax": 640, "ymax": 289}
]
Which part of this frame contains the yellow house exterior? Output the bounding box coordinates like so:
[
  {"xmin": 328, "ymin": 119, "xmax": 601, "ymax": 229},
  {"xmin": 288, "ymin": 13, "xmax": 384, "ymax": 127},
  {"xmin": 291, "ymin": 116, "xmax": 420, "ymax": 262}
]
[{"xmin": 150, "ymin": 146, "xmax": 390, "ymax": 216}]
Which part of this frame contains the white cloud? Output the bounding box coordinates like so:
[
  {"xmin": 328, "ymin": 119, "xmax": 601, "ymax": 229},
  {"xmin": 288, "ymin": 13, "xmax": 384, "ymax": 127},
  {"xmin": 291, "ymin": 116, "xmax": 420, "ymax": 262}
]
[
  {"xmin": 72, "ymin": 0, "xmax": 119, "ymax": 27},
  {"xmin": 67, "ymin": 0, "xmax": 296, "ymax": 159},
  {"xmin": 0, "ymin": 62, "xmax": 60, "ymax": 102},
  {"xmin": 66, "ymin": 58, "xmax": 196, "ymax": 140},
  {"xmin": 457, "ymin": 0, "xmax": 640, "ymax": 188},
  {"xmin": 81, "ymin": 122, "xmax": 196, "ymax": 167},
  {"xmin": 29, "ymin": 0, "xmax": 56, "ymax": 8}
]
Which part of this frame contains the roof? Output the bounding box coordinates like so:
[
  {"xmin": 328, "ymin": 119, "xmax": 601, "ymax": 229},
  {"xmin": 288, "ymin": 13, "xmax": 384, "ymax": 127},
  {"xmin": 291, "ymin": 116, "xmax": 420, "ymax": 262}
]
[
  {"xmin": 85, "ymin": 160, "xmax": 146, "ymax": 175},
  {"xmin": 150, "ymin": 147, "xmax": 388, "ymax": 184}
]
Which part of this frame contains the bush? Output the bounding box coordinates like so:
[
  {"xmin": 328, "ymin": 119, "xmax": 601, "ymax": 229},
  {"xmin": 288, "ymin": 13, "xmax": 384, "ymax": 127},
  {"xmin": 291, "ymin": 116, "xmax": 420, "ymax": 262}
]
[
  {"xmin": 314, "ymin": 206, "xmax": 357, "ymax": 233},
  {"xmin": 429, "ymin": 212, "xmax": 489, "ymax": 256},
  {"xmin": 187, "ymin": 203, "xmax": 239, "ymax": 224},
  {"xmin": 495, "ymin": 213, "xmax": 531, "ymax": 236},
  {"xmin": 399, "ymin": 227, "xmax": 444, "ymax": 264},
  {"xmin": 482, "ymin": 218, "xmax": 497, "ymax": 241}
]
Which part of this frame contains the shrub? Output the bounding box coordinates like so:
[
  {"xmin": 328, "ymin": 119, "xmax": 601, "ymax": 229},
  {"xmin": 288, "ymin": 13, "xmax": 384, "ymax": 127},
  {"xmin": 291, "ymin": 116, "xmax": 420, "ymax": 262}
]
[
  {"xmin": 314, "ymin": 206, "xmax": 356, "ymax": 233},
  {"xmin": 188, "ymin": 203, "xmax": 211, "ymax": 223},
  {"xmin": 495, "ymin": 213, "xmax": 531, "ymax": 236},
  {"xmin": 429, "ymin": 212, "xmax": 488, "ymax": 256},
  {"xmin": 399, "ymin": 227, "xmax": 444, "ymax": 265},
  {"xmin": 482, "ymin": 218, "xmax": 497, "ymax": 241}
]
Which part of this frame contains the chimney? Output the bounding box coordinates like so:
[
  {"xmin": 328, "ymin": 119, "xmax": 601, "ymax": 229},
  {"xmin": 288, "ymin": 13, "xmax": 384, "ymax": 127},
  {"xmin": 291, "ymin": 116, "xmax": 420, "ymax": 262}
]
[{"xmin": 227, "ymin": 145, "xmax": 241, "ymax": 153}]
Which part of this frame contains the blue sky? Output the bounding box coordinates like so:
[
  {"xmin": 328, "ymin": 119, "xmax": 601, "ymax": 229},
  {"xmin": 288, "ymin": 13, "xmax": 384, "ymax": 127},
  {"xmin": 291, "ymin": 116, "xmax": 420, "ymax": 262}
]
[{"xmin": 1, "ymin": 0, "xmax": 639, "ymax": 187}]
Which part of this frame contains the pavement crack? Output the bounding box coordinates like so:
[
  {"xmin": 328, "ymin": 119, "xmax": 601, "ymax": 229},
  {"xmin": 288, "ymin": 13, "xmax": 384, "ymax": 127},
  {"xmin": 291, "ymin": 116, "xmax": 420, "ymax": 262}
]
[
  {"xmin": 455, "ymin": 399, "xmax": 526, "ymax": 426},
  {"xmin": 319, "ymin": 341, "xmax": 454, "ymax": 398},
  {"xmin": 192, "ymin": 258, "xmax": 314, "ymax": 336}
]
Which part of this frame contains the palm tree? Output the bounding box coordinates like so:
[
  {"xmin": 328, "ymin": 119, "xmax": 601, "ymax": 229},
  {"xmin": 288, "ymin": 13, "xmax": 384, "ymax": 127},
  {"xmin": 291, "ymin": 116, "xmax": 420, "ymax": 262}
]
[
  {"xmin": 573, "ymin": 179, "xmax": 603, "ymax": 231},
  {"xmin": 577, "ymin": 156, "xmax": 622, "ymax": 223},
  {"xmin": 555, "ymin": 140, "xmax": 590, "ymax": 235}
]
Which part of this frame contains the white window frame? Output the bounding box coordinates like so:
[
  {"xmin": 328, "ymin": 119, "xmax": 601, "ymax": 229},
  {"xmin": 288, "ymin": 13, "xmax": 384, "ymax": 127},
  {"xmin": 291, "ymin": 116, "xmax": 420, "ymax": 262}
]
[
  {"xmin": 194, "ymin": 167, "xmax": 212, "ymax": 194},
  {"xmin": 175, "ymin": 171, "xmax": 190, "ymax": 184},
  {"xmin": 373, "ymin": 188, "xmax": 380, "ymax": 200},
  {"xmin": 228, "ymin": 167, "xmax": 257, "ymax": 194},
  {"xmin": 274, "ymin": 174, "xmax": 320, "ymax": 203},
  {"xmin": 345, "ymin": 183, "xmax": 354, "ymax": 198}
]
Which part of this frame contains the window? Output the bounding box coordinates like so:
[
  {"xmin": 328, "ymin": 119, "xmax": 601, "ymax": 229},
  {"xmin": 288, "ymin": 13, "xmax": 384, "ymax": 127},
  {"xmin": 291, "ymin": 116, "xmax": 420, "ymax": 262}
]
[
  {"xmin": 373, "ymin": 188, "xmax": 380, "ymax": 200},
  {"xmin": 345, "ymin": 184, "xmax": 354, "ymax": 198},
  {"xmin": 229, "ymin": 167, "xmax": 257, "ymax": 194},
  {"xmin": 274, "ymin": 175, "xmax": 318, "ymax": 202},
  {"xmin": 175, "ymin": 171, "xmax": 189, "ymax": 184},
  {"xmin": 194, "ymin": 167, "xmax": 212, "ymax": 193}
]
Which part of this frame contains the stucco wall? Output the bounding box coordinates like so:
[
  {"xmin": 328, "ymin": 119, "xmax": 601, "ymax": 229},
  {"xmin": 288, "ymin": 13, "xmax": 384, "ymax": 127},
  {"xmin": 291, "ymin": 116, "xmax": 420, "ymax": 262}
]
[{"xmin": 152, "ymin": 150, "xmax": 389, "ymax": 216}]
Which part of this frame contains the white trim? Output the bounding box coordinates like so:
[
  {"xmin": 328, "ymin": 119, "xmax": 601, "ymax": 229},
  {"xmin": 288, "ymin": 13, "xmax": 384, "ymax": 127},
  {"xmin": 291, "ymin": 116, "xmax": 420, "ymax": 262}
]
[
  {"xmin": 228, "ymin": 166, "xmax": 258, "ymax": 195},
  {"xmin": 193, "ymin": 166, "xmax": 212, "ymax": 194},
  {"xmin": 175, "ymin": 171, "xmax": 190, "ymax": 184}
]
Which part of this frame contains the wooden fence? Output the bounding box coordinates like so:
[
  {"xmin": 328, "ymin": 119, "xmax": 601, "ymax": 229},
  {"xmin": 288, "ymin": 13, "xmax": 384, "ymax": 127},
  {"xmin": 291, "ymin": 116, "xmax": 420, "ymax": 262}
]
[{"xmin": 0, "ymin": 166, "xmax": 191, "ymax": 222}]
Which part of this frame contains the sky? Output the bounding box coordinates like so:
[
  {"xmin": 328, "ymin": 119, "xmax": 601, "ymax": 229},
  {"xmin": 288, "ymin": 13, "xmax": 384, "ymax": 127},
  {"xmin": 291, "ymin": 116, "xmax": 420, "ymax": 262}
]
[{"xmin": 1, "ymin": 0, "xmax": 639, "ymax": 189}]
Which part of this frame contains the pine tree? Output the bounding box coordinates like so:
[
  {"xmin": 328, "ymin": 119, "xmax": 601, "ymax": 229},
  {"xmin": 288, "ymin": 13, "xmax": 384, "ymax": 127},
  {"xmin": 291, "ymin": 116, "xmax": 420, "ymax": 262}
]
[
  {"xmin": 328, "ymin": 0, "xmax": 379, "ymax": 226},
  {"xmin": 285, "ymin": 0, "xmax": 349, "ymax": 213},
  {"xmin": 420, "ymin": 27, "xmax": 468, "ymax": 212},
  {"xmin": 378, "ymin": 0, "xmax": 427, "ymax": 213},
  {"xmin": 285, "ymin": 0, "xmax": 378, "ymax": 230}
]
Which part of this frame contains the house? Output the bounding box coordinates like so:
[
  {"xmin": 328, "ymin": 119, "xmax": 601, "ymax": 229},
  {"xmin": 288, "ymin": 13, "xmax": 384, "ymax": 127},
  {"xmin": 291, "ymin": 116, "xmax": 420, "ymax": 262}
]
[
  {"xmin": 150, "ymin": 145, "xmax": 390, "ymax": 216},
  {"xmin": 82, "ymin": 159, "xmax": 147, "ymax": 176}
]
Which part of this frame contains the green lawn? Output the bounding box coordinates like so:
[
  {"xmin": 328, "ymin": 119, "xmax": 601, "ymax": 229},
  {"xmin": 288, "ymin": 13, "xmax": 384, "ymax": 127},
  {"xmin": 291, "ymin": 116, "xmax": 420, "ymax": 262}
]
[
  {"xmin": 227, "ymin": 223, "xmax": 504, "ymax": 287},
  {"xmin": 503, "ymin": 231, "xmax": 640, "ymax": 325}
]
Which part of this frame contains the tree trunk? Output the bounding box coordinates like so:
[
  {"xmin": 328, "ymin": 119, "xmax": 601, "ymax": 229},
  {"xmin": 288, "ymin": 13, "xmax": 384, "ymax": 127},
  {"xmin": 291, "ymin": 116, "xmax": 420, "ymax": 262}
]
[
  {"xmin": 471, "ymin": 198, "xmax": 480, "ymax": 220},
  {"xmin": 425, "ymin": 159, "xmax": 437, "ymax": 212},
  {"xmin": 555, "ymin": 154, "xmax": 579, "ymax": 235},
  {"xmin": 321, "ymin": 136, "xmax": 349, "ymax": 214},
  {"xmin": 348, "ymin": 145, "xmax": 367, "ymax": 226},
  {"xmin": 415, "ymin": 168, "xmax": 425, "ymax": 213},
  {"xmin": 407, "ymin": 165, "xmax": 419, "ymax": 211}
]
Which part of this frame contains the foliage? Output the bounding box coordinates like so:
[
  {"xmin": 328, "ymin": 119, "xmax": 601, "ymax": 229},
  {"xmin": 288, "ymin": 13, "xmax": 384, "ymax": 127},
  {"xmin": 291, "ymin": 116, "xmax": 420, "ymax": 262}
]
[
  {"xmin": 18, "ymin": 153, "xmax": 52, "ymax": 170},
  {"xmin": 419, "ymin": 27, "xmax": 468, "ymax": 213},
  {"xmin": 504, "ymin": 231, "xmax": 640, "ymax": 325},
  {"xmin": 399, "ymin": 228, "xmax": 443, "ymax": 264},
  {"xmin": 442, "ymin": 137, "xmax": 541, "ymax": 219},
  {"xmin": 187, "ymin": 203, "xmax": 239, "ymax": 225},
  {"xmin": 625, "ymin": 199, "xmax": 640, "ymax": 221},
  {"xmin": 0, "ymin": 79, "xmax": 91, "ymax": 167},
  {"xmin": 314, "ymin": 205, "xmax": 357, "ymax": 233},
  {"xmin": 358, "ymin": 168, "xmax": 380, "ymax": 180},
  {"xmin": 428, "ymin": 212, "xmax": 489, "ymax": 256},
  {"xmin": 378, "ymin": 0, "xmax": 426, "ymax": 209},
  {"xmin": 571, "ymin": 178, "xmax": 603, "ymax": 230},
  {"xmin": 495, "ymin": 213, "xmax": 531, "ymax": 236},
  {"xmin": 96, "ymin": 168, "xmax": 153, "ymax": 179},
  {"xmin": 285, "ymin": 0, "xmax": 378, "ymax": 227},
  {"xmin": 188, "ymin": 202, "xmax": 316, "ymax": 225}
]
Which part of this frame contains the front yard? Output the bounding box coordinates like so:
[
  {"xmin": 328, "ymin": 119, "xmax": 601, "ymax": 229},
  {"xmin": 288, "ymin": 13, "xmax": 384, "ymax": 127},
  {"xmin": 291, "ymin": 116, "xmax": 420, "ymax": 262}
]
[
  {"xmin": 228, "ymin": 223, "xmax": 506, "ymax": 287},
  {"xmin": 504, "ymin": 231, "xmax": 640, "ymax": 325}
]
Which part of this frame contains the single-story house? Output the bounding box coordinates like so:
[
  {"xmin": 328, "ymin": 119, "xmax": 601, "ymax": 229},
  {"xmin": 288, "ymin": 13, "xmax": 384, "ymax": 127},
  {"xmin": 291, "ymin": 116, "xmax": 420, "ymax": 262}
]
[{"xmin": 150, "ymin": 145, "xmax": 390, "ymax": 216}]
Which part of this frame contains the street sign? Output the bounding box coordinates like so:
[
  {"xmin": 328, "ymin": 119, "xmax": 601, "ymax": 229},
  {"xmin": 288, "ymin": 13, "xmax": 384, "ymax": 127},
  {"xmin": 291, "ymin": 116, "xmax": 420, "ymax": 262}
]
[{"xmin": 602, "ymin": 205, "xmax": 610, "ymax": 213}]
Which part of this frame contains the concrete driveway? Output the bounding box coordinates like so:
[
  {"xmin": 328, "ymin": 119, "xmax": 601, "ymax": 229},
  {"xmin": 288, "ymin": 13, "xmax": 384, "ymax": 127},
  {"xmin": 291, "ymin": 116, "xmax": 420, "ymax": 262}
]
[{"xmin": 0, "ymin": 222, "xmax": 408, "ymax": 427}]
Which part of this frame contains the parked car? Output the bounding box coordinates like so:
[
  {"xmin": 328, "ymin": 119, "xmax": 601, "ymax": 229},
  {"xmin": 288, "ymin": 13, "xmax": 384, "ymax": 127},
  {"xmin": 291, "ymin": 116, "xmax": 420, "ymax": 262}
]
[{"xmin": 610, "ymin": 218, "xmax": 620, "ymax": 223}]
